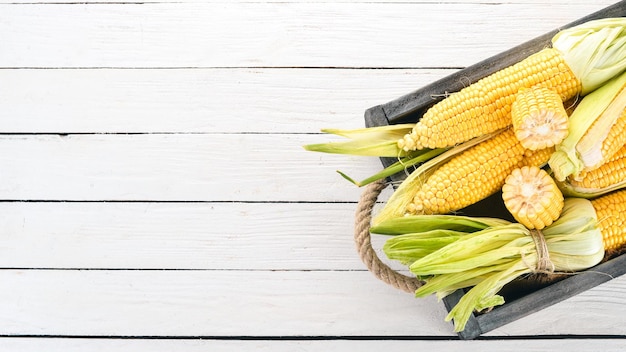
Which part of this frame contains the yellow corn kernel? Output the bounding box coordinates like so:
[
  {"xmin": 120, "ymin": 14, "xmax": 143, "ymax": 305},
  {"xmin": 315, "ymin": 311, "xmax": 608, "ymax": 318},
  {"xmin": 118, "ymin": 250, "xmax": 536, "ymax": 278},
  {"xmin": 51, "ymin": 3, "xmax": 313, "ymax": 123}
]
[
  {"xmin": 407, "ymin": 129, "xmax": 551, "ymax": 215},
  {"xmin": 511, "ymin": 87, "xmax": 569, "ymax": 150},
  {"xmin": 591, "ymin": 189, "xmax": 626, "ymax": 252},
  {"xmin": 519, "ymin": 147, "xmax": 555, "ymax": 168},
  {"xmin": 398, "ymin": 48, "xmax": 581, "ymax": 151},
  {"xmin": 568, "ymin": 143, "xmax": 626, "ymax": 189},
  {"xmin": 502, "ymin": 166, "xmax": 564, "ymax": 230}
]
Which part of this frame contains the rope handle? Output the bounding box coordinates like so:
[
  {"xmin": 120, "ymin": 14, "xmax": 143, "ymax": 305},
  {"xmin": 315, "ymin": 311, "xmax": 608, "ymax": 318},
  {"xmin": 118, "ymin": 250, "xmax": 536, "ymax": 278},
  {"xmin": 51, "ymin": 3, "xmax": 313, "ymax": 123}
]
[{"xmin": 354, "ymin": 179, "xmax": 422, "ymax": 293}]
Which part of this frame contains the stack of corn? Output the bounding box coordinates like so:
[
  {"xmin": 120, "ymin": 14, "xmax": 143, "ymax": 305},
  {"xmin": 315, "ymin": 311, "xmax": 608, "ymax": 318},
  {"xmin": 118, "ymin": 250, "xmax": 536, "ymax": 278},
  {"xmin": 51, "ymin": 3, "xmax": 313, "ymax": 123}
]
[{"xmin": 304, "ymin": 17, "xmax": 626, "ymax": 332}]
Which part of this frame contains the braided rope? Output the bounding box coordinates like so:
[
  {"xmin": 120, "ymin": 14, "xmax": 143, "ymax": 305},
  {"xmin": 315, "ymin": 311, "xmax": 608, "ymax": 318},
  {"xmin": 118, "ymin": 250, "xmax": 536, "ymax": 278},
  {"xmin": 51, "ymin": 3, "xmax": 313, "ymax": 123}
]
[{"xmin": 354, "ymin": 179, "xmax": 422, "ymax": 293}]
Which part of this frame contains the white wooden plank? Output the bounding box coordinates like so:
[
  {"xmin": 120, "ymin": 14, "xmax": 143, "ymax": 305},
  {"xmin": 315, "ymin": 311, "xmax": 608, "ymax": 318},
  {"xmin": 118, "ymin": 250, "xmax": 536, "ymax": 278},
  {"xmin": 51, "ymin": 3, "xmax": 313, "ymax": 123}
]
[
  {"xmin": 0, "ymin": 2, "xmax": 615, "ymax": 68},
  {"xmin": 2, "ymin": 338, "xmax": 626, "ymax": 352},
  {"xmin": 0, "ymin": 68, "xmax": 452, "ymax": 133},
  {"xmin": 0, "ymin": 134, "xmax": 391, "ymax": 202},
  {"xmin": 2, "ymin": 269, "xmax": 626, "ymax": 337},
  {"xmin": 0, "ymin": 201, "xmax": 398, "ymax": 271},
  {"xmin": 0, "ymin": 270, "xmax": 453, "ymax": 336},
  {"xmin": 0, "ymin": 0, "xmax": 613, "ymax": 4},
  {"xmin": 490, "ymin": 275, "xmax": 626, "ymax": 336}
]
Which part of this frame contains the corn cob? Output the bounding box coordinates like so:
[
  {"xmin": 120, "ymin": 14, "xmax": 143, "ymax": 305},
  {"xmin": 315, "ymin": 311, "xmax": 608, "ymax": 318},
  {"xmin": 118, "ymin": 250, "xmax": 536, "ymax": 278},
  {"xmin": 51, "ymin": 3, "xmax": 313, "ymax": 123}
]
[
  {"xmin": 591, "ymin": 189, "xmax": 626, "ymax": 253},
  {"xmin": 501, "ymin": 166, "xmax": 564, "ymax": 230},
  {"xmin": 511, "ymin": 87, "xmax": 569, "ymax": 150},
  {"xmin": 405, "ymin": 129, "xmax": 553, "ymax": 216},
  {"xmin": 398, "ymin": 48, "xmax": 580, "ymax": 150},
  {"xmin": 550, "ymin": 71, "xmax": 626, "ymax": 181},
  {"xmin": 556, "ymin": 143, "xmax": 626, "ymax": 199},
  {"xmin": 569, "ymin": 144, "xmax": 626, "ymax": 190},
  {"xmin": 398, "ymin": 18, "xmax": 626, "ymax": 152}
]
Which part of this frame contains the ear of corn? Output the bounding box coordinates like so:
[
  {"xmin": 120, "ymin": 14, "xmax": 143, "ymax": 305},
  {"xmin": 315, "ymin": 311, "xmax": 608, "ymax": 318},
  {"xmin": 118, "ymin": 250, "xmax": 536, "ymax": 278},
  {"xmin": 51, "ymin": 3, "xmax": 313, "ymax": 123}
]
[
  {"xmin": 591, "ymin": 189, "xmax": 626, "ymax": 253},
  {"xmin": 511, "ymin": 87, "xmax": 569, "ymax": 150},
  {"xmin": 398, "ymin": 48, "xmax": 581, "ymax": 150},
  {"xmin": 402, "ymin": 129, "xmax": 552, "ymax": 218},
  {"xmin": 557, "ymin": 143, "xmax": 626, "ymax": 198},
  {"xmin": 549, "ymin": 70, "xmax": 626, "ymax": 181},
  {"xmin": 407, "ymin": 129, "xmax": 525, "ymax": 215},
  {"xmin": 398, "ymin": 18, "xmax": 626, "ymax": 152},
  {"xmin": 502, "ymin": 166, "xmax": 564, "ymax": 230},
  {"xmin": 373, "ymin": 131, "xmax": 498, "ymax": 224}
]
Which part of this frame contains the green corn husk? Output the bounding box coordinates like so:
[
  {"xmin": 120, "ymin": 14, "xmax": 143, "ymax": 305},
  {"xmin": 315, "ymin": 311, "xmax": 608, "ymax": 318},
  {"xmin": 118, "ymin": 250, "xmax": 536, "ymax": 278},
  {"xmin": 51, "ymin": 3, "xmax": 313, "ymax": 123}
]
[
  {"xmin": 552, "ymin": 17, "xmax": 626, "ymax": 95},
  {"xmin": 377, "ymin": 197, "xmax": 604, "ymax": 332},
  {"xmin": 337, "ymin": 147, "xmax": 447, "ymax": 187},
  {"xmin": 303, "ymin": 124, "xmax": 449, "ymax": 186},
  {"xmin": 372, "ymin": 215, "xmax": 512, "ymax": 265},
  {"xmin": 556, "ymin": 177, "xmax": 626, "ymax": 199},
  {"xmin": 549, "ymin": 70, "xmax": 626, "ymax": 182},
  {"xmin": 371, "ymin": 214, "xmax": 511, "ymax": 235},
  {"xmin": 303, "ymin": 124, "xmax": 416, "ymax": 157}
]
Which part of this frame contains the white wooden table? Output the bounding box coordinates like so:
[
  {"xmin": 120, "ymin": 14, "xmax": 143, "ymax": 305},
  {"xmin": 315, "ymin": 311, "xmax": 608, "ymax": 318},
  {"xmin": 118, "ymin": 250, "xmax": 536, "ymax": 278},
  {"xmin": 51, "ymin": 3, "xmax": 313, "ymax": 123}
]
[{"xmin": 1, "ymin": 1, "xmax": 625, "ymax": 350}]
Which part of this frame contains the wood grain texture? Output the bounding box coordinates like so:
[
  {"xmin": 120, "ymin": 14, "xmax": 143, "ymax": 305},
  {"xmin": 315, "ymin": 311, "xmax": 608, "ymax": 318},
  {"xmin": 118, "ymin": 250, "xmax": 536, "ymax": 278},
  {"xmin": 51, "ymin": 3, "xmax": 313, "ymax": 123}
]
[
  {"xmin": 0, "ymin": 269, "xmax": 626, "ymax": 337},
  {"xmin": 0, "ymin": 68, "xmax": 452, "ymax": 133},
  {"xmin": 0, "ymin": 0, "xmax": 615, "ymax": 3},
  {"xmin": 0, "ymin": 2, "xmax": 615, "ymax": 68},
  {"xmin": 0, "ymin": 201, "xmax": 398, "ymax": 270},
  {"xmin": 0, "ymin": 270, "xmax": 452, "ymax": 337},
  {"xmin": 2, "ymin": 0, "xmax": 625, "ymax": 348},
  {"xmin": 0, "ymin": 134, "xmax": 387, "ymax": 202},
  {"xmin": 1, "ymin": 338, "xmax": 626, "ymax": 352}
]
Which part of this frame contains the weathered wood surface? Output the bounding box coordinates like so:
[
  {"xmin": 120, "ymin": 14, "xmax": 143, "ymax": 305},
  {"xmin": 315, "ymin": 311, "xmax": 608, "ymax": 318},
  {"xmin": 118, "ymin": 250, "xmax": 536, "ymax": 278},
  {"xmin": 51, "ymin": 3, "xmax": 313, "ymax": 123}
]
[{"xmin": 1, "ymin": 1, "xmax": 625, "ymax": 350}]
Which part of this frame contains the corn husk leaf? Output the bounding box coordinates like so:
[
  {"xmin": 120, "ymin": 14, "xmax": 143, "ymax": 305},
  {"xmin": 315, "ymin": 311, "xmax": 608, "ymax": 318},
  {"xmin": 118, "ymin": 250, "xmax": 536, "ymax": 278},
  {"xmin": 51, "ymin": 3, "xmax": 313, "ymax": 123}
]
[
  {"xmin": 556, "ymin": 177, "xmax": 626, "ymax": 199},
  {"xmin": 303, "ymin": 124, "xmax": 415, "ymax": 157},
  {"xmin": 370, "ymin": 214, "xmax": 511, "ymax": 235},
  {"xmin": 444, "ymin": 262, "xmax": 528, "ymax": 331},
  {"xmin": 337, "ymin": 147, "xmax": 447, "ymax": 187},
  {"xmin": 552, "ymin": 17, "xmax": 626, "ymax": 95},
  {"xmin": 381, "ymin": 197, "xmax": 604, "ymax": 332},
  {"xmin": 382, "ymin": 230, "xmax": 467, "ymax": 265},
  {"xmin": 549, "ymin": 70, "xmax": 626, "ymax": 181},
  {"xmin": 408, "ymin": 224, "xmax": 531, "ymax": 276}
]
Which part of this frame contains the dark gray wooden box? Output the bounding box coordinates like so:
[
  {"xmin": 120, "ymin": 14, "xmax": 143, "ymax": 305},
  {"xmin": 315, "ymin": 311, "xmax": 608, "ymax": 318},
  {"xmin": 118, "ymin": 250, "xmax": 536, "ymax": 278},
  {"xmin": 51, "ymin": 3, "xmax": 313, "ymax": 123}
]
[{"xmin": 364, "ymin": 1, "xmax": 626, "ymax": 340}]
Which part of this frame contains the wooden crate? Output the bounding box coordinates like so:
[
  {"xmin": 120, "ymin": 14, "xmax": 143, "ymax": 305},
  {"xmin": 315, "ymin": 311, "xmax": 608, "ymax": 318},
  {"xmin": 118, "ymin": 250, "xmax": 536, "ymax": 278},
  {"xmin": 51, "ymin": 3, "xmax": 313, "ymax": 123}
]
[{"xmin": 364, "ymin": 0, "xmax": 626, "ymax": 340}]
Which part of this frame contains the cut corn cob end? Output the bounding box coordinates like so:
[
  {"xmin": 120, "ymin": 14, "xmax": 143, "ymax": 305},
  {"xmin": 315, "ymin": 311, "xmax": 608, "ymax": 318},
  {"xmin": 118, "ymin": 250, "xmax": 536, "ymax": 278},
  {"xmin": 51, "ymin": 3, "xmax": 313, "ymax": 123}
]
[
  {"xmin": 512, "ymin": 87, "xmax": 569, "ymax": 150},
  {"xmin": 502, "ymin": 166, "xmax": 564, "ymax": 230}
]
